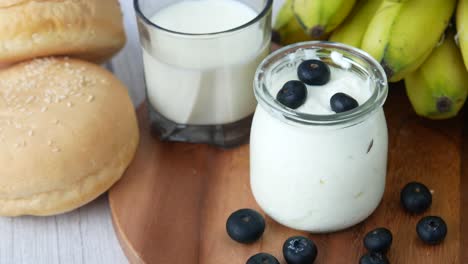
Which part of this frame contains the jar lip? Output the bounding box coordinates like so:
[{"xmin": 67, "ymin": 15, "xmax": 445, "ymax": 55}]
[
  {"xmin": 134, "ymin": 0, "xmax": 273, "ymax": 38},
  {"xmin": 254, "ymin": 41, "xmax": 389, "ymax": 126}
]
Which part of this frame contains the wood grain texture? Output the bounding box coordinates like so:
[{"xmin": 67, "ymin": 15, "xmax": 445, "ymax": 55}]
[{"xmin": 109, "ymin": 86, "xmax": 464, "ymax": 264}]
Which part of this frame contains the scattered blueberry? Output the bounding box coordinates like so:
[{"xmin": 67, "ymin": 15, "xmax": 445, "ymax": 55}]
[
  {"xmin": 359, "ymin": 252, "xmax": 389, "ymax": 264},
  {"xmin": 276, "ymin": 80, "xmax": 308, "ymax": 109},
  {"xmin": 297, "ymin": 59, "xmax": 331, "ymax": 85},
  {"xmin": 283, "ymin": 236, "xmax": 317, "ymax": 264},
  {"xmin": 330, "ymin": 93, "xmax": 359, "ymax": 113},
  {"xmin": 226, "ymin": 209, "xmax": 265, "ymax": 244},
  {"xmin": 364, "ymin": 228, "xmax": 393, "ymax": 253},
  {"xmin": 246, "ymin": 253, "xmax": 280, "ymax": 264},
  {"xmin": 400, "ymin": 182, "xmax": 432, "ymax": 214},
  {"xmin": 416, "ymin": 216, "xmax": 447, "ymax": 245}
]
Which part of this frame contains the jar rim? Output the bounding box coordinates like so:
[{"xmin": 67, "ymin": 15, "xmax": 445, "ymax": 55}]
[
  {"xmin": 134, "ymin": 0, "xmax": 273, "ymax": 38},
  {"xmin": 254, "ymin": 41, "xmax": 389, "ymax": 126}
]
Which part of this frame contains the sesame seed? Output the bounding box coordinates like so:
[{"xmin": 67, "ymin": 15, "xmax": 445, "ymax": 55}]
[
  {"xmin": 67, "ymin": 102, "xmax": 73, "ymax": 107},
  {"xmin": 87, "ymin": 95, "xmax": 94, "ymax": 102},
  {"xmin": 52, "ymin": 148, "xmax": 61, "ymax": 153},
  {"xmin": 40, "ymin": 106, "xmax": 47, "ymax": 112},
  {"xmin": 47, "ymin": 140, "xmax": 53, "ymax": 146},
  {"xmin": 28, "ymin": 130, "xmax": 33, "ymax": 137},
  {"xmin": 25, "ymin": 96, "xmax": 35, "ymax": 104}
]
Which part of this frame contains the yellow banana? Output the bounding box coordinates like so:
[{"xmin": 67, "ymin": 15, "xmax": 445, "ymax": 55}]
[
  {"xmin": 293, "ymin": 0, "xmax": 357, "ymax": 39},
  {"xmin": 405, "ymin": 31, "xmax": 468, "ymax": 120},
  {"xmin": 273, "ymin": 0, "xmax": 311, "ymax": 45},
  {"xmin": 329, "ymin": 0, "xmax": 383, "ymax": 48},
  {"xmin": 457, "ymin": 0, "xmax": 468, "ymax": 70},
  {"xmin": 361, "ymin": 0, "xmax": 456, "ymax": 82}
]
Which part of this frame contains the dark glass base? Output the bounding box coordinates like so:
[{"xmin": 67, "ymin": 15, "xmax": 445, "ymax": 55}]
[{"xmin": 148, "ymin": 101, "xmax": 252, "ymax": 148}]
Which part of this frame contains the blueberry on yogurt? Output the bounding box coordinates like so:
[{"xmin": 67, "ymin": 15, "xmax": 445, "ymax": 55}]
[
  {"xmin": 276, "ymin": 80, "xmax": 308, "ymax": 109},
  {"xmin": 297, "ymin": 59, "xmax": 331, "ymax": 85},
  {"xmin": 330, "ymin": 93, "xmax": 359, "ymax": 113}
]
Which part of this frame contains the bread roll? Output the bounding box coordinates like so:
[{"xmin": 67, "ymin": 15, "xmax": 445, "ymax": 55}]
[
  {"xmin": 0, "ymin": 0, "xmax": 126, "ymax": 64},
  {"xmin": 0, "ymin": 57, "xmax": 139, "ymax": 216}
]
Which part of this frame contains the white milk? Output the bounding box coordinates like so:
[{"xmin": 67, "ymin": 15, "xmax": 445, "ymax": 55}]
[
  {"xmin": 250, "ymin": 51, "xmax": 388, "ymax": 233},
  {"xmin": 143, "ymin": 0, "xmax": 270, "ymax": 125}
]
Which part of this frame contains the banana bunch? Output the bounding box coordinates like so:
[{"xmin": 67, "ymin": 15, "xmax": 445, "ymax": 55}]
[
  {"xmin": 273, "ymin": 0, "xmax": 356, "ymax": 45},
  {"xmin": 361, "ymin": 0, "xmax": 457, "ymax": 82},
  {"xmin": 273, "ymin": 0, "xmax": 310, "ymax": 45},
  {"xmin": 330, "ymin": 0, "xmax": 383, "ymax": 47},
  {"xmin": 274, "ymin": 0, "xmax": 468, "ymax": 119},
  {"xmin": 276, "ymin": 0, "xmax": 457, "ymax": 81},
  {"xmin": 405, "ymin": 31, "xmax": 468, "ymax": 120}
]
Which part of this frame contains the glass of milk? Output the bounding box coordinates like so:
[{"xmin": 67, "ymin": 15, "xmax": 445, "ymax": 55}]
[
  {"xmin": 250, "ymin": 42, "xmax": 389, "ymax": 233},
  {"xmin": 134, "ymin": 0, "xmax": 272, "ymax": 147}
]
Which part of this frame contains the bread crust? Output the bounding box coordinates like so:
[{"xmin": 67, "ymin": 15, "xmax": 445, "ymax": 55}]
[
  {"xmin": 0, "ymin": 57, "xmax": 139, "ymax": 216},
  {"xmin": 0, "ymin": 0, "xmax": 126, "ymax": 64}
]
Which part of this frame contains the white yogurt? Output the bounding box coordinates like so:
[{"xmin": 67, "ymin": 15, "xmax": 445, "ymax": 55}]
[
  {"xmin": 270, "ymin": 63, "xmax": 372, "ymax": 115},
  {"xmin": 250, "ymin": 48, "xmax": 388, "ymax": 233},
  {"xmin": 143, "ymin": 0, "xmax": 270, "ymax": 125}
]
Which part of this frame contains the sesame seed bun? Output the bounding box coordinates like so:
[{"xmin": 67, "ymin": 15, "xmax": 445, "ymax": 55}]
[
  {"xmin": 0, "ymin": 58, "xmax": 139, "ymax": 216},
  {"xmin": 0, "ymin": 0, "xmax": 126, "ymax": 64}
]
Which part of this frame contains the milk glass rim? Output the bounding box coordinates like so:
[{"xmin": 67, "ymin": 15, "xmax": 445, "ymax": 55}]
[
  {"xmin": 254, "ymin": 41, "xmax": 389, "ymax": 126},
  {"xmin": 134, "ymin": 0, "xmax": 273, "ymax": 37}
]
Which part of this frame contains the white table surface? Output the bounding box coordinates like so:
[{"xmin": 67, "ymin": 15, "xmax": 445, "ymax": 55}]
[{"xmin": 0, "ymin": 1, "xmax": 283, "ymax": 263}]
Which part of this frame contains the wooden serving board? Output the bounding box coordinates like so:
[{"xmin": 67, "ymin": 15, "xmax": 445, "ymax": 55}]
[{"xmin": 109, "ymin": 86, "xmax": 466, "ymax": 264}]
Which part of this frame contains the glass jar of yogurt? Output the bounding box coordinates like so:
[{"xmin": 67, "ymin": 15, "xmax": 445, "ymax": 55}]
[
  {"xmin": 134, "ymin": 0, "xmax": 272, "ymax": 148},
  {"xmin": 250, "ymin": 42, "xmax": 389, "ymax": 233}
]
